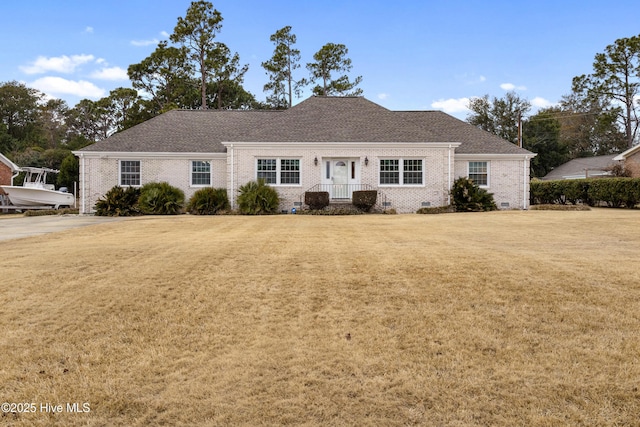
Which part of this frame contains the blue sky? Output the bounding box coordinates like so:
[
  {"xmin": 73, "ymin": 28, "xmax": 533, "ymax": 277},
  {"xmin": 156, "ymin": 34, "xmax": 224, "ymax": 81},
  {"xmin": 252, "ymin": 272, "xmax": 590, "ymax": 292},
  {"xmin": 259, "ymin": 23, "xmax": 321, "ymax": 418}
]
[{"xmin": 1, "ymin": 1, "xmax": 639, "ymax": 119}]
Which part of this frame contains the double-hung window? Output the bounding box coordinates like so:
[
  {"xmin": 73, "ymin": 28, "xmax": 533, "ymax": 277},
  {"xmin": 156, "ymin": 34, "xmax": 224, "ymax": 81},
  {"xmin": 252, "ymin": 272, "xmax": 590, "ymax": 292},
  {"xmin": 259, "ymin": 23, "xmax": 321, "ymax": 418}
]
[
  {"xmin": 379, "ymin": 158, "xmax": 423, "ymax": 185},
  {"xmin": 191, "ymin": 160, "xmax": 211, "ymax": 186},
  {"xmin": 257, "ymin": 158, "xmax": 300, "ymax": 185},
  {"xmin": 120, "ymin": 160, "xmax": 141, "ymax": 186},
  {"xmin": 468, "ymin": 161, "xmax": 489, "ymax": 186}
]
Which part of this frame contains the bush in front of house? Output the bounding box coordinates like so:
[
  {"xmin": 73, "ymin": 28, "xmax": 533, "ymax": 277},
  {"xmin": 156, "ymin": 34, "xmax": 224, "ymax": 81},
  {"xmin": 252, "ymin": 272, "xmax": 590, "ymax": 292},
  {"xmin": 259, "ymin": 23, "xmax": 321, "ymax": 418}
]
[
  {"xmin": 416, "ymin": 205, "xmax": 455, "ymax": 214},
  {"xmin": 187, "ymin": 187, "xmax": 230, "ymax": 215},
  {"xmin": 237, "ymin": 179, "xmax": 280, "ymax": 215},
  {"xmin": 451, "ymin": 177, "xmax": 497, "ymax": 212},
  {"xmin": 95, "ymin": 186, "xmax": 141, "ymax": 216},
  {"xmin": 138, "ymin": 182, "xmax": 185, "ymax": 215},
  {"xmin": 352, "ymin": 190, "xmax": 377, "ymax": 212},
  {"xmin": 530, "ymin": 178, "xmax": 640, "ymax": 208},
  {"xmin": 304, "ymin": 191, "xmax": 330, "ymax": 210}
]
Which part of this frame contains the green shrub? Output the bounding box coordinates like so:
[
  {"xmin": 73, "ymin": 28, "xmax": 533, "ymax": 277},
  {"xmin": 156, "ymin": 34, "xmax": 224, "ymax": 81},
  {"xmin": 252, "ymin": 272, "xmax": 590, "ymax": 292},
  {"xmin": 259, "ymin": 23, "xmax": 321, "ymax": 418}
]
[
  {"xmin": 94, "ymin": 186, "xmax": 141, "ymax": 216},
  {"xmin": 352, "ymin": 190, "xmax": 377, "ymax": 212},
  {"xmin": 138, "ymin": 182, "xmax": 185, "ymax": 215},
  {"xmin": 237, "ymin": 179, "xmax": 280, "ymax": 215},
  {"xmin": 304, "ymin": 191, "xmax": 330, "ymax": 210},
  {"xmin": 531, "ymin": 178, "xmax": 640, "ymax": 208},
  {"xmin": 451, "ymin": 177, "xmax": 497, "ymax": 212},
  {"xmin": 187, "ymin": 187, "xmax": 230, "ymax": 215}
]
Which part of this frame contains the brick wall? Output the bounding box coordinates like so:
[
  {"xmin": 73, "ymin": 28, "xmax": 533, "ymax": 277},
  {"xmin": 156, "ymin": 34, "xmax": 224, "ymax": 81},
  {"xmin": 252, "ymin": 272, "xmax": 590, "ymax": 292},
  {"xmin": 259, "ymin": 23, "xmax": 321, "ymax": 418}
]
[
  {"xmin": 78, "ymin": 148, "xmax": 533, "ymax": 214},
  {"xmin": 0, "ymin": 162, "xmax": 12, "ymax": 187},
  {"xmin": 454, "ymin": 157, "xmax": 531, "ymax": 209},
  {"xmin": 625, "ymin": 150, "xmax": 640, "ymax": 177},
  {"xmin": 79, "ymin": 155, "xmax": 226, "ymax": 213},
  {"xmin": 228, "ymin": 144, "xmax": 457, "ymax": 213}
]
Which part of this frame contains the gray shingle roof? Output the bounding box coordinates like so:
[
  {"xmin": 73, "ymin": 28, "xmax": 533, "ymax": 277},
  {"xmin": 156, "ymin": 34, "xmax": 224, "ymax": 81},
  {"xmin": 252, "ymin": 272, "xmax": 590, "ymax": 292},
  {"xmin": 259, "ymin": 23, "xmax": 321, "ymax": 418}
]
[
  {"xmin": 542, "ymin": 154, "xmax": 619, "ymax": 180},
  {"xmin": 80, "ymin": 96, "xmax": 532, "ymax": 155}
]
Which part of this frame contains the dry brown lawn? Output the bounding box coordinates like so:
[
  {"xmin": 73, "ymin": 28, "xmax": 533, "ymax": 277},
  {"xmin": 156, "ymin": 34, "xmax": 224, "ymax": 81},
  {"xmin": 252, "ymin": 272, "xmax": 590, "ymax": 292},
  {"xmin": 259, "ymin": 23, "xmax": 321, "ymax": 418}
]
[{"xmin": 1, "ymin": 209, "xmax": 639, "ymax": 426}]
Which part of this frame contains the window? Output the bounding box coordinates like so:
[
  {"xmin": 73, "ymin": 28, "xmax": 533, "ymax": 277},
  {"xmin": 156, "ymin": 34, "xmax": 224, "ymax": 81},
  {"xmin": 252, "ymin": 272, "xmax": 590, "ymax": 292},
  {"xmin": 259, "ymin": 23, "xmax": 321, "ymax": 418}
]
[
  {"xmin": 280, "ymin": 159, "xmax": 300, "ymax": 184},
  {"xmin": 468, "ymin": 161, "xmax": 489, "ymax": 186},
  {"xmin": 403, "ymin": 159, "xmax": 423, "ymax": 184},
  {"xmin": 256, "ymin": 158, "xmax": 300, "ymax": 185},
  {"xmin": 380, "ymin": 159, "xmax": 399, "ymax": 184},
  {"xmin": 257, "ymin": 159, "xmax": 277, "ymax": 184},
  {"xmin": 379, "ymin": 159, "xmax": 423, "ymax": 185},
  {"xmin": 120, "ymin": 160, "xmax": 140, "ymax": 186},
  {"xmin": 191, "ymin": 160, "xmax": 211, "ymax": 186}
]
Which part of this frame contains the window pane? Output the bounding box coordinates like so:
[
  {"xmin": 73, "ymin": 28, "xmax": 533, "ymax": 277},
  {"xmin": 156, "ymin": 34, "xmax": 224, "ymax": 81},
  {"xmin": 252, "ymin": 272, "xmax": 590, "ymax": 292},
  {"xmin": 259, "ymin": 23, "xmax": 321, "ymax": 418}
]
[
  {"xmin": 191, "ymin": 161, "xmax": 211, "ymax": 186},
  {"xmin": 257, "ymin": 158, "xmax": 277, "ymax": 184},
  {"xmin": 380, "ymin": 159, "xmax": 399, "ymax": 184},
  {"xmin": 120, "ymin": 160, "xmax": 140, "ymax": 186},
  {"xmin": 469, "ymin": 161, "xmax": 488, "ymax": 186},
  {"xmin": 403, "ymin": 159, "xmax": 423, "ymax": 184},
  {"xmin": 280, "ymin": 159, "xmax": 300, "ymax": 184}
]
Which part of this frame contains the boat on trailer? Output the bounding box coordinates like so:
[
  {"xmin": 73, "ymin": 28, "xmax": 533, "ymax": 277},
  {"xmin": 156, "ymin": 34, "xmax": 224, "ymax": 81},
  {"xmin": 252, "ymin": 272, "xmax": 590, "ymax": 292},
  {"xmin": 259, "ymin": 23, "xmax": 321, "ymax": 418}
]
[{"xmin": 0, "ymin": 167, "xmax": 75, "ymax": 209}]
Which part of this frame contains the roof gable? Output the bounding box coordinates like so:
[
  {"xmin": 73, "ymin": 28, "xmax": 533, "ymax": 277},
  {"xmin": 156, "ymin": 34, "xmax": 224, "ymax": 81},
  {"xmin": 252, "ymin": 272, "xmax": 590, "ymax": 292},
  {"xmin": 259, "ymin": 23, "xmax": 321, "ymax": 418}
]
[{"xmin": 0, "ymin": 152, "xmax": 20, "ymax": 171}]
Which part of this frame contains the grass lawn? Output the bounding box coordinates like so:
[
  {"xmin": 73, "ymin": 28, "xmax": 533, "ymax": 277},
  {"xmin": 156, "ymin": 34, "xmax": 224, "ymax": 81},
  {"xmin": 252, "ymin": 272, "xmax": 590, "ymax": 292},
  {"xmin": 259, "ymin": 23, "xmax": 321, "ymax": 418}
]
[{"xmin": 1, "ymin": 209, "xmax": 639, "ymax": 426}]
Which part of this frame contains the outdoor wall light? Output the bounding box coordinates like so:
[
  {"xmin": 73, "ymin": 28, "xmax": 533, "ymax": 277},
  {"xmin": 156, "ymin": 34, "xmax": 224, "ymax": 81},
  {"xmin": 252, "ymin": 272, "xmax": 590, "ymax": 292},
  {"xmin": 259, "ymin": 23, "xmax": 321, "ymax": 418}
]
[
  {"xmin": 365, "ymin": 156, "xmax": 369, "ymax": 166},
  {"xmin": 314, "ymin": 156, "xmax": 318, "ymax": 166}
]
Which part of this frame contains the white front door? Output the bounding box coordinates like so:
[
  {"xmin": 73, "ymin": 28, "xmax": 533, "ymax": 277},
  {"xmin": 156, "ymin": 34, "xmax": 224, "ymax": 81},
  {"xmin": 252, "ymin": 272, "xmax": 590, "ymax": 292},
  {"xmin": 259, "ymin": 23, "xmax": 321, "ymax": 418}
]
[{"xmin": 332, "ymin": 160, "xmax": 349, "ymax": 199}]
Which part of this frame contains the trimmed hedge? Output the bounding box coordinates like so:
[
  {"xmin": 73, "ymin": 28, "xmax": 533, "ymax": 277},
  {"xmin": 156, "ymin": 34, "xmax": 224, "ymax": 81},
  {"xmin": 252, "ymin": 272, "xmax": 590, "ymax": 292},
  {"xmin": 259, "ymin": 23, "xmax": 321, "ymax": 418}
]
[
  {"xmin": 531, "ymin": 178, "xmax": 640, "ymax": 208},
  {"xmin": 304, "ymin": 191, "xmax": 330, "ymax": 210},
  {"xmin": 352, "ymin": 190, "xmax": 377, "ymax": 212}
]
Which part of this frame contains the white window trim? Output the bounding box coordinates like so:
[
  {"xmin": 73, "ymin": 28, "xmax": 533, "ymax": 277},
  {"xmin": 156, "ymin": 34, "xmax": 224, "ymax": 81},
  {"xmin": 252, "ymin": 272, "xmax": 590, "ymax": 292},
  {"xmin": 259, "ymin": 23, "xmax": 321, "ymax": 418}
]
[
  {"xmin": 378, "ymin": 158, "xmax": 425, "ymax": 187},
  {"xmin": 119, "ymin": 160, "xmax": 141, "ymax": 187},
  {"xmin": 255, "ymin": 157, "xmax": 302, "ymax": 186},
  {"xmin": 468, "ymin": 161, "xmax": 490, "ymax": 188},
  {"xmin": 190, "ymin": 160, "xmax": 212, "ymax": 187}
]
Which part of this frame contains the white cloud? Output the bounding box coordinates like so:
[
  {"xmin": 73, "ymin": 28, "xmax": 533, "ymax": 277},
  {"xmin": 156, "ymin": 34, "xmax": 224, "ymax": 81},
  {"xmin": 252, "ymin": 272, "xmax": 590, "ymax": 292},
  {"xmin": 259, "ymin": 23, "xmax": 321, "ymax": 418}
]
[
  {"xmin": 29, "ymin": 76, "xmax": 105, "ymax": 99},
  {"xmin": 131, "ymin": 38, "xmax": 159, "ymax": 47},
  {"xmin": 20, "ymin": 54, "xmax": 95, "ymax": 75},
  {"xmin": 531, "ymin": 97, "xmax": 555, "ymax": 108},
  {"xmin": 90, "ymin": 66, "xmax": 128, "ymax": 81},
  {"xmin": 431, "ymin": 98, "xmax": 471, "ymax": 114},
  {"xmin": 500, "ymin": 83, "xmax": 527, "ymax": 91},
  {"xmin": 84, "ymin": 26, "xmax": 94, "ymax": 34},
  {"xmin": 377, "ymin": 93, "xmax": 389, "ymax": 100},
  {"xmin": 160, "ymin": 31, "xmax": 170, "ymax": 38}
]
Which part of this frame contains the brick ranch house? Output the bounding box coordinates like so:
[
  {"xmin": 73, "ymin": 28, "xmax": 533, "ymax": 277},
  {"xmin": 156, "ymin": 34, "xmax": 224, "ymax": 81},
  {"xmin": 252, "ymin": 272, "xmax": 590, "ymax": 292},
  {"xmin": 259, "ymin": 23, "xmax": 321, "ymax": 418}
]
[{"xmin": 74, "ymin": 96, "xmax": 535, "ymax": 214}]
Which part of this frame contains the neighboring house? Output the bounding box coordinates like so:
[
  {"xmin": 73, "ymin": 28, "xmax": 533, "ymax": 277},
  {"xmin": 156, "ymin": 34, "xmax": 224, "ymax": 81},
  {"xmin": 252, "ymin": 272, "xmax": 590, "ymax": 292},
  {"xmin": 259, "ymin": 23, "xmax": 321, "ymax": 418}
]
[
  {"xmin": 74, "ymin": 96, "xmax": 535, "ymax": 214},
  {"xmin": 542, "ymin": 155, "xmax": 619, "ymax": 180},
  {"xmin": 0, "ymin": 152, "xmax": 20, "ymax": 190},
  {"xmin": 614, "ymin": 144, "xmax": 640, "ymax": 177}
]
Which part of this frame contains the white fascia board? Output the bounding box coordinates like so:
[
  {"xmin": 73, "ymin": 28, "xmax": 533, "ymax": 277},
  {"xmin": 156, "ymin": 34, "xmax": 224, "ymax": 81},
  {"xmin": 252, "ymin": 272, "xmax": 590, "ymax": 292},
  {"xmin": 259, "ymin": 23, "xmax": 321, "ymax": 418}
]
[
  {"xmin": 220, "ymin": 141, "xmax": 462, "ymax": 150},
  {"xmin": 73, "ymin": 151, "xmax": 225, "ymax": 160},
  {"xmin": 455, "ymin": 153, "xmax": 537, "ymax": 160},
  {"xmin": 613, "ymin": 144, "xmax": 640, "ymax": 161},
  {"xmin": 0, "ymin": 152, "xmax": 20, "ymax": 171}
]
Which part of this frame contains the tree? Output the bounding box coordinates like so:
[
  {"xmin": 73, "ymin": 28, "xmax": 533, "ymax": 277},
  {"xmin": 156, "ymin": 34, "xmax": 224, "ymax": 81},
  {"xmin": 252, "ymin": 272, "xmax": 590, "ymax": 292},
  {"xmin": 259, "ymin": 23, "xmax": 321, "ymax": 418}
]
[
  {"xmin": 128, "ymin": 41, "xmax": 193, "ymax": 113},
  {"xmin": 523, "ymin": 108, "xmax": 569, "ymax": 177},
  {"xmin": 39, "ymin": 99, "xmax": 69, "ymax": 149},
  {"xmin": 307, "ymin": 43, "xmax": 362, "ymax": 96},
  {"xmin": 572, "ymin": 34, "xmax": 640, "ymax": 149},
  {"xmin": 558, "ymin": 88, "xmax": 626, "ymax": 156},
  {"xmin": 262, "ymin": 26, "xmax": 305, "ymax": 108},
  {"xmin": 467, "ymin": 92, "xmax": 531, "ymax": 144},
  {"xmin": 208, "ymin": 42, "xmax": 249, "ymax": 109},
  {"xmin": 170, "ymin": 0, "xmax": 223, "ymax": 109},
  {"xmin": 0, "ymin": 81, "xmax": 44, "ymax": 150}
]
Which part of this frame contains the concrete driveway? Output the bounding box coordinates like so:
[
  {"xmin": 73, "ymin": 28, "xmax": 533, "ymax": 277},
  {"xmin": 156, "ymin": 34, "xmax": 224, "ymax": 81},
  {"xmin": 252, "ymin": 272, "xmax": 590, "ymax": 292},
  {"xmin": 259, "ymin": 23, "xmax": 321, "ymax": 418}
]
[{"xmin": 0, "ymin": 215, "xmax": 124, "ymax": 242}]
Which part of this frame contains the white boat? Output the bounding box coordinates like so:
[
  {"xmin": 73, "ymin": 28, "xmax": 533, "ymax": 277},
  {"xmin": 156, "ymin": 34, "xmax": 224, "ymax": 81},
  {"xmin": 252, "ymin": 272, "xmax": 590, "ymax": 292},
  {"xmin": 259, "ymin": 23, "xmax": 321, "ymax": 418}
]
[{"xmin": 0, "ymin": 167, "xmax": 75, "ymax": 209}]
